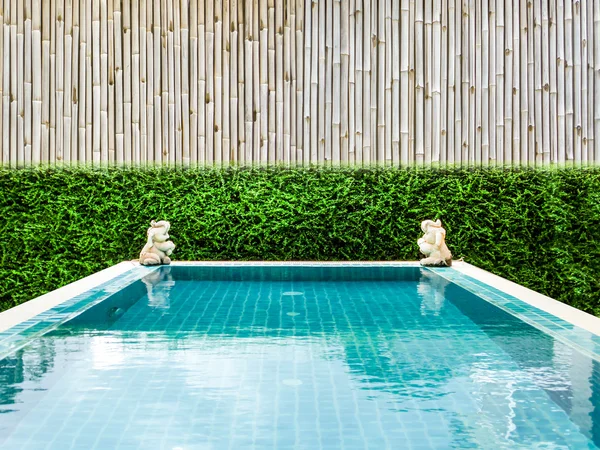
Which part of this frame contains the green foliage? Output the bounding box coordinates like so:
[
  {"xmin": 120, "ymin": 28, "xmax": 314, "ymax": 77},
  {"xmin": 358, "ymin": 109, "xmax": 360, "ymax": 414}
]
[{"xmin": 1, "ymin": 167, "xmax": 599, "ymax": 316}]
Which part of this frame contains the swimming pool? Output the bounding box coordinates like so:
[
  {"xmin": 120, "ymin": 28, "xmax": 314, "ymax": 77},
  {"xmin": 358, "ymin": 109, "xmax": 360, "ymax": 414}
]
[{"xmin": 1, "ymin": 262, "xmax": 599, "ymax": 449}]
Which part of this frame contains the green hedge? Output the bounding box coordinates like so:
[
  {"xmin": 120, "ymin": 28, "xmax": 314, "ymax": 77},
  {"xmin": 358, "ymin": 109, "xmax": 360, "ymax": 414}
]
[{"xmin": 1, "ymin": 167, "xmax": 599, "ymax": 316}]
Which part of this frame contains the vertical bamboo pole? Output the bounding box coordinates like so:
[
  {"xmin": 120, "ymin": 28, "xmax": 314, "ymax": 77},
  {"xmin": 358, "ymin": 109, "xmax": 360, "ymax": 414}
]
[
  {"xmin": 152, "ymin": 0, "xmax": 163, "ymax": 164},
  {"xmin": 0, "ymin": 0, "xmax": 5, "ymax": 164},
  {"xmin": 53, "ymin": 0, "xmax": 62, "ymax": 164},
  {"xmin": 565, "ymin": 0, "xmax": 574, "ymax": 162},
  {"xmin": 355, "ymin": 0, "xmax": 363, "ymax": 165},
  {"xmin": 384, "ymin": 0, "xmax": 392, "ymax": 164},
  {"xmin": 495, "ymin": 0, "xmax": 504, "ymax": 165},
  {"xmin": 453, "ymin": 0, "xmax": 461, "ymax": 164},
  {"xmin": 548, "ymin": 0, "xmax": 557, "ymax": 163},
  {"xmin": 439, "ymin": 0, "xmax": 447, "ymax": 165},
  {"xmin": 303, "ymin": 0, "xmax": 310, "ymax": 164},
  {"xmin": 236, "ymin": 0, "xmax": 244, "ymax": 163},
  {"xmin": 445, "ymin": 0, "xmax": 454, "ymax": 166},
  {"xmin": 172, "ymin": 0, "xmax": 181, "ymax": 166},
  {"xmin": 85, "ymin": 0, "xmax": 92, "ymax": 162},
  {"xmin": 432, "ymin": 0, "xmax": 441, "ymax": 164},
  {"xmin": 151, "ymin": 0, "xmax": 159, "ymax": 163},
  {"xmin": 527, "ymin": 0, "xmax": 535, "ymax": 164},
  {"xmin": 347, "ymin": 0, "xmax": 354, "ymax": 163},
  {"xmin": 324, "ymin": 0, "xmax": 332, "ymax": 165},
  {"xmin": 189, "ymin": 0, "xmax": 197, "ymax": 165},
  {"xmin": 24, "ymin": 0, "xmax": 32, "ymax": 164},
  {"xmin": 132, "ymin": 0, "xmax": 141, "ymax": 165},
  {"xmin": 198, "ymin": 0, "xmax": 206, "ymax": 164},
  {"xmin": 289, "ymin": 0, "xmax": 296, "ymax": 164},
  {"xmin": 296, "ymin": 0, "xmax": 304, "ymax": 163},
  {"xmin": 268, "ymin": 0, "xmax": 275, "ymax": 163},
  {"xmin": 160, "ymin": 0, "xmax": 169, "ymax": 164},
  {"xmin": 243, "ymin": 0, "xmax": 252, "ymax": 163},
  {"xmin": 504, "ymin": 0, "xmax": 513, "ymax": 165},
  {"xmin": 70, "ymin": 0, "xmax": 79, "ymax": 162},
  {"xmin": 17, "ymin": 0, "xmax": 25, "ymax": 165},
  {"xmin": 252, "ymin": 0, "xmax": 259, "ymax": 163},
  {"xmin": 108, "ymin": 0, "xmax": 115, "ymax": 163},
  {"xmin": 360, "ymin": 0, "xmax": 369, "ymax": 165},
  {"xmin": 580, "ymin": 0, "xmax": 588, "ymax": 163},
  {"xmin": 310, "ymin": 0, "xmax": 317, "ymax": 162},
  {"xmin": 415, "ymin": 0, "xmax": 423, "ymax": 164},
  {"xmin": 542, "ymin": 0, "xmax": 551, "ymax": 164},
  {"xmin": 4, "ymin": 0, "xmax": 12, "ymax": 163},
  {"xmin": 92, "ymin": 0, "xmax": 100, "ymax": 164},
  {"xmin": 339, "ymin": 0, "xmax": 348, "ymax": 163},
  {"xmin": 146, "ymin": 0, "xmax": 154, "ymax": 164},
  {"xmin": 586, "ymin": 0, "xmax": 594, "ymax": 160},
  {"xmin": 181, "ymin": 0, "xmax": 190, "ymax": 166},
  {"xmin": 423, "ymin": 0, "xmax": 431, "ymax": 164},
  {"xmin": 488, "ymin": 0, "xmax": 496, "ymax": 164},
  {"xmin": 573, "ymin": 0, "xmax": 582, "ymax": 164},
  {"xmin": 167, "ymin": 0, "xmax": 175, "ymax": 165},
  {"xmin": 224, "ymin": 0, "xmax": 232, "ymax": 164},
  {"xmin": 317, "ymin": 0, "xmax": 325, "ymax": 163},
  {"xmin": 214, "ymin": 0, "xmax": 222, "ymax": 164},
  {"xmin": 277, "ymin": 0, "xmax": 285, "ymax": 163},
  {"xmin": 461, "ymin": 0, "xmax": 469, "ymax": 163},
  {"xmin": 332, "ymin": 0, "xmax": 340, "ymax": 164},
  {"xmin": 32, "ymin": 0, "xmax": 42, "ymax": 163},
  {"xmin": 400, "ymin": 0, "xmax": 409, "ymax": 166},
  {"xmin": 392, "ymin": 0, "xmax": 400, "ymax": 165},
  {"xmin": 512, "ymin": 0, "xmax": 520, "ymax": 163},
  {"xmin": 100, "ymin": 0, "xmax": 108, "ymax": 163},
  {"xmin": 409, "ymin": 0, "xmax": 415, "ymax": 163},
  {"xmin": 115, "ymin": 0, "xmax": 123, "ymax": 164},
  {"xmin": 503, "ymin": 0, "xmax": 519, "ymax": 165},
  {"xmin": 594, "ymin": 0, "xmax": 600, "ymax": 161},
  {"xmin": 520, "ymin": 0, "xmax": 528, "ymax": 165},
  {"xmin": 260, "ymin": 0, "xmax": 268, "ymax": 162},
  {"xmin": 468, "ymin": 0, "xmax": 475, "ymax": 164},
  {"xmin": 205, "ymin": 0, "xmax": 214, "ymax": 163},
  {"xmin": 481, "ymin": 0, "xmax": 489, "ymax": 165},
  {"xmin": 229, "ymin": 0, "xmax": 238, "ymax": 164},
  {"xmin": 140, "ymin": 0, "xmax": 147, "ymax": 165},
  {"xmin": 369, "ymin": 0, "xmax": 376, "ymax": 162}
]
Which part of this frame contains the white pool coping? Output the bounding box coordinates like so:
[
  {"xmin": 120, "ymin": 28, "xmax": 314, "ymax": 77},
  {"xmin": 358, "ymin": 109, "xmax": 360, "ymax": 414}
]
[
  {"xmin": 0, "ymin": 261, "xmax": 140, "ymax": 333},
  {"xmin": 452, "ymin": 261, "xmax": 600, "ymax": 337},
  {"xmin": 1, "ymin": 260, "xmax": 598, "ymax": 338}
]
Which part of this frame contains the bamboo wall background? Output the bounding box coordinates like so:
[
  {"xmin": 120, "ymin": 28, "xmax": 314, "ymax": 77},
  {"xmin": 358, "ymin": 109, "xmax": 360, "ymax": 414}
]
[{"xmin": 0, "ymin": 0, "xmax": 599, "ymax": 167}]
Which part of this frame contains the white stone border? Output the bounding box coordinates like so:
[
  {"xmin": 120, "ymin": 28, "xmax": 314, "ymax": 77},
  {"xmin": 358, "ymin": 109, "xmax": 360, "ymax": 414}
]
[
  {"xmin": 168, "ymin": 261, "xmax": 422, "ymax": 266},
  {"xmin": 452, "ymin": 261, "xmax": 600, "ymax": 337},
  {"xmin": 0, "ymin": 261, "xmax": 140, "ymax": 333}
]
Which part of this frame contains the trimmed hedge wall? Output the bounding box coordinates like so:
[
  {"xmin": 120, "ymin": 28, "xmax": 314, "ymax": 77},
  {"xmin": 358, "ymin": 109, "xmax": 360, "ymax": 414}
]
[{"xmin": 1, "ymin": 167, "xmax": 599, "ymax": 316}]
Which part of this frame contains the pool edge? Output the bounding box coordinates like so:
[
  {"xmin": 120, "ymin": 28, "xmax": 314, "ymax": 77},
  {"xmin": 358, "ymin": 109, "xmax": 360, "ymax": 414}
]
[
  {"xmin": 0, "ymin": 261, "xmax": 140, "ymax": 333},
  {"xmin": 451, "ymin": 261, "xmax": 600, "ymax": 337}
]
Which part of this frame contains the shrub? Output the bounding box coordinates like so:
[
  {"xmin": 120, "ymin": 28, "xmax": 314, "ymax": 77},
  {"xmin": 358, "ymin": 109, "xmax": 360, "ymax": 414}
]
[{"xmin": 1, "ymin": 166, "xmax": 599, "ymax": 316}]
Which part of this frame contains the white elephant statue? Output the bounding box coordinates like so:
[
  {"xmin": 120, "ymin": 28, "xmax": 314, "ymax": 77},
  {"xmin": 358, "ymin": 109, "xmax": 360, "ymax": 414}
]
[
  {"xmin": 139, "ymin": 220, "xmax": 176, "ymax": 266},
  {"xmin": 417, "ymin": 219, "xmax": 452, "ymax": 267}
]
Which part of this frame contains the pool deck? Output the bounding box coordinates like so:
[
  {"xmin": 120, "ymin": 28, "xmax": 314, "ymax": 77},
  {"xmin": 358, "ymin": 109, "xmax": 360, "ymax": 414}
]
[{"xmin": 1, "ymin": 260, "xmax": 599, "ymax": 338}]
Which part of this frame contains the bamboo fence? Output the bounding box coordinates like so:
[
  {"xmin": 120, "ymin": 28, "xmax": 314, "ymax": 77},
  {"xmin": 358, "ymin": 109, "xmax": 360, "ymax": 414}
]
[{"xmin": 1, "ymin": 0, "xmax": 599, "ymax": 166}]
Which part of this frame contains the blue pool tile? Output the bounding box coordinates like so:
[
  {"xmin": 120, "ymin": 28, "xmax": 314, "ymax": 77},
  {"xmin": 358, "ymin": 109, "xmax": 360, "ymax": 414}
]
[{"xmin": 0, "ymin": 265, "xmax": 599, "ymax": 449}]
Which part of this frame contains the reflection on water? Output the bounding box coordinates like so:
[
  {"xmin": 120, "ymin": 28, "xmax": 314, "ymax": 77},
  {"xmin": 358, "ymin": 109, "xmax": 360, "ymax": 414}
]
[
  {"xmin": 142, "ymin": 266, "xmax": 175, "ymax": 310},
  {"xmin": 0, "ymin": 269, "xmax": 599, "ymax": 449},
  {"xmin": 418, "ymin": 270, "xmax": 450, "ymax": 316}
]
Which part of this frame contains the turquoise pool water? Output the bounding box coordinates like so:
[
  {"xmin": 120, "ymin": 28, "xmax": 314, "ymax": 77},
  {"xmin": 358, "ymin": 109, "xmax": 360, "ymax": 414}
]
[{"xmin": 0, "ymin": 265, "xmax": 599, "ymax": 449}]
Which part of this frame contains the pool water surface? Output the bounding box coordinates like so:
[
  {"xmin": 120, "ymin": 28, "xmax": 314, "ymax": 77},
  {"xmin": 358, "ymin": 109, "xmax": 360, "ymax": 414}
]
[{"xmin": 0, "ymin": 265, "xmax": 599, "ymax": 449}]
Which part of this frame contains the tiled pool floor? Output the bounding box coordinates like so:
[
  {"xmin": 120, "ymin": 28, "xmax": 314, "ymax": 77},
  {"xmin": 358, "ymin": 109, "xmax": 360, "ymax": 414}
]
[{"xmin": 0, "ymin": 265, "xmax": 599, "ymax": 449}]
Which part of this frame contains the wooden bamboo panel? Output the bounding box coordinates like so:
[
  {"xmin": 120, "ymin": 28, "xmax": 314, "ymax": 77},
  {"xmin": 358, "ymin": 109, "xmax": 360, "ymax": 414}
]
[{"xmin": 0, "ymin": 0, "xmax": 599, "ymax": 167}]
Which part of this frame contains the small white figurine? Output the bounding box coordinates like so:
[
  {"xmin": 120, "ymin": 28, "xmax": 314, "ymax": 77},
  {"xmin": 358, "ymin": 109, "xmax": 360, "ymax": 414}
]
[
  {"xmin": 139, "ymin": 220, "xmax": 176, "ymax": 266},
  {"xmin": 417, "ymin": 219, "xmax": 452, "ymax": 267}
]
